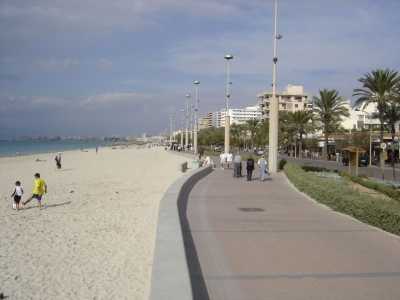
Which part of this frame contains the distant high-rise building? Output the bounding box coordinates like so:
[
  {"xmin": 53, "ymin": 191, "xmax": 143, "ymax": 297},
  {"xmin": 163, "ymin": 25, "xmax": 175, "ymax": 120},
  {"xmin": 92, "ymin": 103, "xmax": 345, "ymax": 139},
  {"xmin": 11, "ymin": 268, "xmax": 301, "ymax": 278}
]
[
  {"xmin": 257, "ymin": 84, "xmax": 312, "ymax": 120},
  {"xmin": 201, "ymin": 106, "xmax": 262, "ymax": 129}
]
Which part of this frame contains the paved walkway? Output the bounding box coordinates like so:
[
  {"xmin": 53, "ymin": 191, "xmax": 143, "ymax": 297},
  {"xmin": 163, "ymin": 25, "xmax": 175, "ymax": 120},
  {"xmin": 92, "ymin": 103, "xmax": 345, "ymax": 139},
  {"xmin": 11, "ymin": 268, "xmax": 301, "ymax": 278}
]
[{"xmin": 183, "ymin": 168, "xmax": 400, "ymax": 300}]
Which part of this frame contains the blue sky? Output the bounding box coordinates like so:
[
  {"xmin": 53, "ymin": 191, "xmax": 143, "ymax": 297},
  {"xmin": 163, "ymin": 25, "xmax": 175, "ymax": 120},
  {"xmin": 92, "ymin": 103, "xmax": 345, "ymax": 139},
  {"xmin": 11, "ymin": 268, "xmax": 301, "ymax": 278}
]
[{"xmin": 1, "ymin": 0, "xmax": 399, "ymax": 138}]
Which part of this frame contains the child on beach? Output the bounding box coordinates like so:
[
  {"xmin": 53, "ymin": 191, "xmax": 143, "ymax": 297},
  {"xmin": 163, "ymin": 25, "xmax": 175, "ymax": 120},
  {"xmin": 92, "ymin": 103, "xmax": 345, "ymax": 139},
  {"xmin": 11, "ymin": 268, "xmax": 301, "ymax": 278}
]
[
  {"xmin": 23, "ymin": 173, "xmax": 47, "ymax": 209},
  {"xmin": 11, "ymin": 181, "xmax": 24, "ymax": 210}
]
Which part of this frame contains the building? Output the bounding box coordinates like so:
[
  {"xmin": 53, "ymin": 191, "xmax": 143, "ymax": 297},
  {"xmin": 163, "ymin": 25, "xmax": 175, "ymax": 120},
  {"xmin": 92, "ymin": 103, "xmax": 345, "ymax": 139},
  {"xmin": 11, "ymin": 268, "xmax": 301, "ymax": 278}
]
[
  {"xmin": 199, "ymin": 115, "xmax": 212, "ymax": 130},
  {"xmin": 341, "ymin": 102, "xmax": 380, "ymax": 131},
  {"xmin": 220, "ymin": 106, "xmax": 262, "ymax": 126},
  {"xmin": 257, "ymin": 84, "xmax": 312, "ymax": 120},
  {"xmin": 205, "ymin": 106, "xmax": 262, "ymax": 128}
]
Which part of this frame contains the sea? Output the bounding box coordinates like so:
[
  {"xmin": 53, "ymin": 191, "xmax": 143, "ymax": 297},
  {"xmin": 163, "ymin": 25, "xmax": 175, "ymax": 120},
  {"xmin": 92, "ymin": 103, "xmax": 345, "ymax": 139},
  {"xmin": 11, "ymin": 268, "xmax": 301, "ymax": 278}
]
[{"xmin": 0, "ymin": 140, "xmax": 108, "ymax": 157}]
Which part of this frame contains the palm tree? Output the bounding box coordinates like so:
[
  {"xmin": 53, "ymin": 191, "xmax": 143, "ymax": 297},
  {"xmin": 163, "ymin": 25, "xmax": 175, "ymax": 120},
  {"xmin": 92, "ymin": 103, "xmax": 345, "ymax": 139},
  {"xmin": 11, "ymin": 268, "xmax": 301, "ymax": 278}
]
[
  {"xmin": 245, "ymin": 119, "xmax": 260, "ymax": 149},
  {"xmin": 313, "ymin": 89, "xmax": 350, "ymax": 160},
  {"xmin": 286, "ymin": 111, "xmax": 314, "ymax": 158},
  {"xmin": 353, "ymin": 69, "xmax": 400, "ymax": 177},
  {"xmin": 381, "ymin": 101, "xmax": 400, "ymax": 179},
  {"xmin": 353, "ymin": 69, "xmax": 400, "ymax": 142}
]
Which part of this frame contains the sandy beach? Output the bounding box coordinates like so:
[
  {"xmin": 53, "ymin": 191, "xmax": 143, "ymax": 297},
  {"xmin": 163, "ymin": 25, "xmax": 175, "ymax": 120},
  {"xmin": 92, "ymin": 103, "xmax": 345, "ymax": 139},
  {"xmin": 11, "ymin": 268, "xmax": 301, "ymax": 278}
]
[{"xmin": 0, "ymin": 147, "xmax": 187, "ymax": 299}]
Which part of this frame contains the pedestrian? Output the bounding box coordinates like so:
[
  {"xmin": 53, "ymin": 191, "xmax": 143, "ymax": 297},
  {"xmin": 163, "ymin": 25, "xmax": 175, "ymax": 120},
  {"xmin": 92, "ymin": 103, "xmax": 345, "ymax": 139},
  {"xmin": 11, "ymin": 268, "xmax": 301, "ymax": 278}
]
[
  {"xmin": 11, "ymin": 181, "xmax": 24, "ymax": 210},
  {"xmin": 96, "ymin": 146, "xmax": 99, "ymax": 154},
  {"xmin": 246, "ymin": 156, "xmax": 255, "ymax": 181},
  {"xmin": 22, "ymin": 173, "xmax": 47, "ymax": 209},
  {"xmin": 55, "ymin": 152, "xmax": 62, "ymax": 169},
  {"xmin": 227, "ymin": 152, "xmax": 233, "ymax": 169},
  {"xmin": 219, "ymin": 152, "xmax": 226, "ymax": 169},
  {"xmin": 233, "ymin": 153, "xmax": 242, "ymax": 177},
  {"xmin": 257, "ymin": 155, "xmax": 268, "ymax": 181}
]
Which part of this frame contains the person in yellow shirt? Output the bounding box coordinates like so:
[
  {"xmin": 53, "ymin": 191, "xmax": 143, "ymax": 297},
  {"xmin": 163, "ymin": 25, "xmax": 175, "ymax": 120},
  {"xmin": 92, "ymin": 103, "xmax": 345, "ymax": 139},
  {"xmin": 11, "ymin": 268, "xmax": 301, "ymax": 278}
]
[{"xmin": 23, "ymin": 173, "xmax": 47, "ymax": 209}]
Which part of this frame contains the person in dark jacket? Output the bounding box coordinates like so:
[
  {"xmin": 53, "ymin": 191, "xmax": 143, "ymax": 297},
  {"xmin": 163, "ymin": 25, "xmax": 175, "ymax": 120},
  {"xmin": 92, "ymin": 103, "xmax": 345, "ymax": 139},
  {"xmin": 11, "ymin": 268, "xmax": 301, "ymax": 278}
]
[{"xmin": 246, "ymin": 157, "xmax": 255, "ymax": 181}]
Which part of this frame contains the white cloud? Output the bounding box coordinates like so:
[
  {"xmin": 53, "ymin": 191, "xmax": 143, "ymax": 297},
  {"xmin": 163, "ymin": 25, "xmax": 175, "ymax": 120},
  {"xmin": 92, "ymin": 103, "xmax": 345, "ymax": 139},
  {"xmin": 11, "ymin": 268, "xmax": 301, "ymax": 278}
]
[
  {"xmin": 96, "ymin": 59, "xmax": 113, "ymax": 71},
  {"xmin": 81, "ymin": 91, "xmax": 152, "ymax": 106},
  {"xmin": 34, "ymin": 58, "xmax": 80, "ymax": 72},
  {"xmin": 0, "ymin": 0, "xmax": 262, "ymax": 36}
]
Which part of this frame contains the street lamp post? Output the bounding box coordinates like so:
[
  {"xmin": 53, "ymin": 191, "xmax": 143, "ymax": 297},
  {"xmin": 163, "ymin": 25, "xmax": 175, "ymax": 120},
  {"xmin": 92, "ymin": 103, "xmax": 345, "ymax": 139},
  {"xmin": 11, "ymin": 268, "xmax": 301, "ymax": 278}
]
[
  {"xmin": 224, "ymin": 54, "xmax": 234, "ymax": 155},
  {"xmin": 193, "ymin": 80, "xmax": 200, "ymax": 155},
  {"xmin": 169, "ymin": 114, "xmax": 173, "ymax": 147},
  {"xmin": 268, "ymin": 0, "xmax": 282, "ymax": 173},
  {"xmin": 185, "ymin": 94, "xmax": 191, "ymax": 150},
  {"xmin": 180, "ymin": 109, "xmax": 185, "ymax": 149}
]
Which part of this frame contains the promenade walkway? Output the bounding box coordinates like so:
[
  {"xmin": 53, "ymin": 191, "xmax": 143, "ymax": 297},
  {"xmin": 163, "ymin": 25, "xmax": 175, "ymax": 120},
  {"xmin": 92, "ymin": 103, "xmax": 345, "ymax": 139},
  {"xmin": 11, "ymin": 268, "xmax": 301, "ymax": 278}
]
[{"xmin": 183, "ymin": 168, "xmax": 400, "ymax": 300}]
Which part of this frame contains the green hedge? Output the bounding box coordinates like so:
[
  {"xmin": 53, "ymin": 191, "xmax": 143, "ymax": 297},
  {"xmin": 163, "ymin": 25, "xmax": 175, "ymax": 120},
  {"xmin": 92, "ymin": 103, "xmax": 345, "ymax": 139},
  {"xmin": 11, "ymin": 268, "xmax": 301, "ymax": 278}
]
[
  {"xmin": 284, "ymin": 163, "xmax": 400, "ymax": 235},
  {"xmin": 341, "ymin": 172, "xmax": 400, "ymax": 202},
  {"xmin": 301, "ymin": 165, "xmax": 337, "ymax": 173}
]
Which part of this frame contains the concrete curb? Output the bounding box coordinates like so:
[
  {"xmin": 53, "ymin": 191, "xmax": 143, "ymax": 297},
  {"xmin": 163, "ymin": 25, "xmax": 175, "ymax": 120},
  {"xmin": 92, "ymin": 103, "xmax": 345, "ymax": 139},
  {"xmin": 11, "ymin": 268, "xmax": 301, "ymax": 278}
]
[{"xmin": 149, "ymin": 166, "xmax": 213, "ymax": 300}]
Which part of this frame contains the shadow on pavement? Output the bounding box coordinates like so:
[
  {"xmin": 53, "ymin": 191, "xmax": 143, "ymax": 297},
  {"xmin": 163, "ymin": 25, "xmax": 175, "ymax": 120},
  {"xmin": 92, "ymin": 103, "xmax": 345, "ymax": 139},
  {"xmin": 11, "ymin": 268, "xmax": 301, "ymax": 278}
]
[{"xmin": 178, "ymin": 173, "xmax": 211, "ymax": 300}]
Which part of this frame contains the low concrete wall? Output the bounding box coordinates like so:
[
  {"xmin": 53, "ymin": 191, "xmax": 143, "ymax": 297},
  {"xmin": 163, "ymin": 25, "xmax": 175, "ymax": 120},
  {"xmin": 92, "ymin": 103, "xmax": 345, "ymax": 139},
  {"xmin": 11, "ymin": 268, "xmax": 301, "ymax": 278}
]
[{"xmin": 149, "ymin": 166, "xmax": 213, "ymax": 300}]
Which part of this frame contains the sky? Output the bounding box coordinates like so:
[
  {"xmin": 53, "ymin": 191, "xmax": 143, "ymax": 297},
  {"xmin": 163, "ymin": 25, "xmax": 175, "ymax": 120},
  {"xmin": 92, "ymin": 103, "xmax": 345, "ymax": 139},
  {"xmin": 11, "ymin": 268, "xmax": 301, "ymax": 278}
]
[{"xmin": 1, "ymin": 0, "xmax": 399, "ymax": 138}]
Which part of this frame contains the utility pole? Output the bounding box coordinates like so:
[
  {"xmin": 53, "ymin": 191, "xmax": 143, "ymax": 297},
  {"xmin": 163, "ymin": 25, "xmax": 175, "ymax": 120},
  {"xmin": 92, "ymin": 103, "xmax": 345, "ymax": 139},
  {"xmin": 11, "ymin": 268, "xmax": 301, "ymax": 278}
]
[
  {"xmin": 193, "ymin": 80, "xmax": 200, "ymax": 155},
  {"xmin": 268, "ymin": 0, "xmax": 282, "ymax": 173},
  {"xmin": 224, "ymin": 54, "xmax": 234, "ymax": 154}
]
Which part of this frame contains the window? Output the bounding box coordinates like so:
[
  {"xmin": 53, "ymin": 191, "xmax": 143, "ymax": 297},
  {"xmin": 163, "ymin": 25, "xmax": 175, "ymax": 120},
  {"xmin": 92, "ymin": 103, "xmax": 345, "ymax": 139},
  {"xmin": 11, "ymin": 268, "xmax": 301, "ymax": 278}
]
[{"xmin": 295, "ymin": 104, "xmax": 298, "ymax": 108}]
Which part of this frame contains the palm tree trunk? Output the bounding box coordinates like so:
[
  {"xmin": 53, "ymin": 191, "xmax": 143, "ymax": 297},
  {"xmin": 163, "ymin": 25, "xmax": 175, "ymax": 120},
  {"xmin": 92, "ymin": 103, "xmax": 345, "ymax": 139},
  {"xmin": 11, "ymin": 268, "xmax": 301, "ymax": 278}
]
[
  {"xmin": 324, "ymin": 125, "xmax": 329, "ymax": 160},
  {"xmin": 392, "ymin": 125, "xmax": 396, "ymax": 180},
  {"xmin": 380, "ymin": 118, "xmax": 385, "ymax": 180},
  {"xmin": 299, "ymin": 133, "xmax": 303, "ymax": 159}
]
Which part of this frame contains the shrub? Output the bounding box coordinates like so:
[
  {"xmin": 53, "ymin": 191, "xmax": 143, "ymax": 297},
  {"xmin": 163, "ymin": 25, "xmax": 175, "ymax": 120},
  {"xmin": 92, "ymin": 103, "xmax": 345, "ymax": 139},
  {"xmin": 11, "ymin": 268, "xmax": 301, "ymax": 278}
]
[
  {"xmin": 302, "ymin": 165, "xmax": 331, "ymax": 173},
  {"xmin": 278, "ymin": 159, "xmax": 287, "ymax": 170},
  {"xmin": 341, "ymin": 172, "xmax": 400, "ymax": 202},
  {"xmin": 284, "ymin": 163, "xmax": 400, "ymax": 235}
]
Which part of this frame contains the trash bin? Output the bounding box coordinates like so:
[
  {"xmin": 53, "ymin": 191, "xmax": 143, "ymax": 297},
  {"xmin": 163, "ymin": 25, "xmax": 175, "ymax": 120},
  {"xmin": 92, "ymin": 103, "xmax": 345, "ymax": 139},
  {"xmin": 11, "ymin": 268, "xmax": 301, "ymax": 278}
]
[
  {"xmin": 181, "ymin": 162, "xmax": 188, "ymax": 173},
  {"xmin": 192, "ymin": 160, "xmax": 199, "ymax": 169}
]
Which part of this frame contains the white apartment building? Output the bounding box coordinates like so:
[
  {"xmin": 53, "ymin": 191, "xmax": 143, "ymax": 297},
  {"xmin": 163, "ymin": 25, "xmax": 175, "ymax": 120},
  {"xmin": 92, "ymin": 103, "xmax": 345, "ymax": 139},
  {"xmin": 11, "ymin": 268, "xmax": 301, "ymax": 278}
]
[
  {"xmin": 257, "ymin": 84, "xmax": 312, "ymax": 120},
  {"xmin": 341, "ymin": 102, "xmax": 380, "ymax": 131},
  {"xmin": 207, "ymin": 106, "xmax": 262, "ymax": 128}
]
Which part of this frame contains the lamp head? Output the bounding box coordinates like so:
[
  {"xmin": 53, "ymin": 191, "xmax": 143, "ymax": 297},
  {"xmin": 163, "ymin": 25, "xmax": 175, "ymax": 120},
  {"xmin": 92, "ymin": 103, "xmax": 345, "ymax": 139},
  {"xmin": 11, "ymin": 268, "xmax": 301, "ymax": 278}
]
[
  {"xmin": 193, "ymin": 80, "xmax": 200, "ymax": 85},
  {"xmin": 186, "ymin": 93, "xmax": 191, "ymax": 98},
  {"xmin": 224, "ymin": 54, "xmax": 234, "ymax": 60}
]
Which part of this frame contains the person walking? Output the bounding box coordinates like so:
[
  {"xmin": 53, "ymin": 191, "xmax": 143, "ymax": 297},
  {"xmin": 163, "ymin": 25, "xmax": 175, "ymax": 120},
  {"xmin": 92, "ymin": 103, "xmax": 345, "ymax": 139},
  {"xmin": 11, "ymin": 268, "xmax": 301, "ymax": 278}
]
[
  {"xmin": 257, "ymin": 155, "xmax": 268, "ymax": 181},
  {"xmin": 246, "ymin": 156, "xmax": 255, "ymax": 181},
  {"xmin": 11, "ymin": 181, "xmax": 24, "ymax": 210},
  {"xmin": 22, "ymin": 173, "xmax": 47, "ymax": 209},
  {"xmin": 55, "ymin": 152, "xmax": 62, "ymax": 169},
  {"xmin": 233, "ymin": 153, "xmax": 242, "ymax": 177},
  {"xmin": 219, "ymin": 152, "xmax": 226, "ymax": 169},
  {"xmin": 227, "ymin": 152, "xmax": 233, "ymax": 169}
]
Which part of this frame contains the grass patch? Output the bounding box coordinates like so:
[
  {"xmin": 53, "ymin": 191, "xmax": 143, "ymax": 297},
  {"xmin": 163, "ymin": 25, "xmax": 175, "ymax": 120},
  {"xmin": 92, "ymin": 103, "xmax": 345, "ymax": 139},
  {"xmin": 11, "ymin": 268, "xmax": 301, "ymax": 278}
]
[
  {"xmin": 340, "ymin": 172, "xmax": 400, "ymax": 202},
  {"xmin": 284, "ymin": 163, "xmax": 400, "ymax": 235}
]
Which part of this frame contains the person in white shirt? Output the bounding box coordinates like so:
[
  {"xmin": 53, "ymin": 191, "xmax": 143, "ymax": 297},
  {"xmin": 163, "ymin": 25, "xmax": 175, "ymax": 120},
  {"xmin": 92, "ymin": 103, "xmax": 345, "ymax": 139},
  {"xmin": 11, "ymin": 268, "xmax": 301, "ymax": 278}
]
[
  {"xmin": 11, "ymin": 181, "xmax": 24, "ymax": 210},
  {"xmin": 257, "ymin": 155, "xmax": 268, "ymax": 181},
  {"xmin": 220, "ymin": 152, "xmax": 227, "ymax": 169},
  {"xmin": 226, "ymin": 152, "xmax": 233, "ymax": 169}
]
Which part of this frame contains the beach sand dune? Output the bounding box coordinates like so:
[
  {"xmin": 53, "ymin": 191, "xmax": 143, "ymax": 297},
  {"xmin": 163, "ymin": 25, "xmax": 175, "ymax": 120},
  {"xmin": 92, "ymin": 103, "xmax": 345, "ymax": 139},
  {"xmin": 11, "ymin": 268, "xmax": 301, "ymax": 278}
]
[{"xmin": 0, "ymin": 147, "xmax": 186, "ymax": 299}]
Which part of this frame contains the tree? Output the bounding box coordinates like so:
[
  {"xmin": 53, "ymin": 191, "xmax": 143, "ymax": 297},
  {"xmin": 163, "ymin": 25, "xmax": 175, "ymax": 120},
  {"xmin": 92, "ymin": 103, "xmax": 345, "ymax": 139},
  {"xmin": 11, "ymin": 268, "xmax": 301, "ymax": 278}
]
[
  {"xmin": 353, "ymin": 69, "xmax": 400, "ymax": 177},
  {"xmin": 354, "ymin": 69, "xmax": 400, "ymax": 140},
  {"xmin": 198, "ymin": 127, "xmax": 224, "ymax": 147},
  {"xmin": 255, "ymin": 120, "xmax": 269, "ymax": 148},
  {"xmin": 381, "ymin": 101, "xmax": 400, "ymax": 179},
  {"xmin": 286, "ymin": 111, "xmax": 314, "ymax": 158},
  {"xmin": 245, "ymin": 119, "xmax": 260, "ymax": 149},
  {"xmin": 313, "ymin": 89, "xmax": 350, "ymax": 160}
]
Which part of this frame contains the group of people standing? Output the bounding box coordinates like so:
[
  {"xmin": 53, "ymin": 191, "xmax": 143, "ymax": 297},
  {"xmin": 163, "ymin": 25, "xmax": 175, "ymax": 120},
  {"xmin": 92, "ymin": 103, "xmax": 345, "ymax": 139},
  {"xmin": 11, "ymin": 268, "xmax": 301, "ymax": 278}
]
[{"xmin": 220, "ymin": 152, "xmax": 269, "ymax": 181}]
